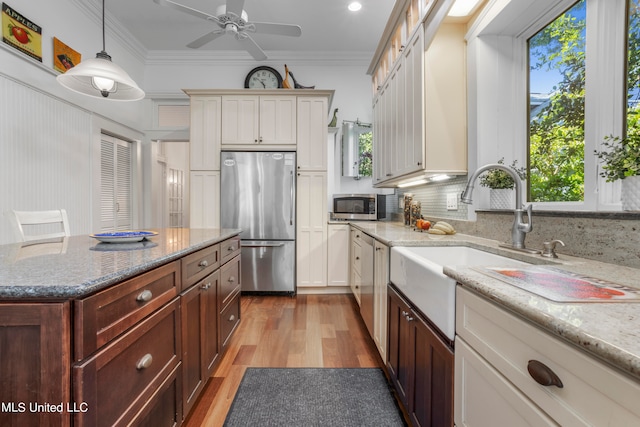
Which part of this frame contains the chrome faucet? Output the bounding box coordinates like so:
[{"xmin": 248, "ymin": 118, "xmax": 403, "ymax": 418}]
[{"xmin": 461, "ymin": 163, "xmax": 536, "ymax": 252}]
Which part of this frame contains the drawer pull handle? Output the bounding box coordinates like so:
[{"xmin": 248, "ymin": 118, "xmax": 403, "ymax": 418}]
[
  {"xmin": 527, "ymin": 360, "xmax": 563, "ymax": 388},
  {"xmin": 201, "ymin": 282, "xmax": 212, "ymax": 290},
  {"xmin": 229, "ymin": 314, "xmax": 236, "ymax": 322},
  {"xmin": 228, "ymin": 276, "xmax": 235, "ymax": 283},
  {"xmin": 198, "ymin": 260, "xmax": 209, "ymax": 268},
  {"xmin": 227, "ymin": 246, "xmax": 235, "ymax": 252},
  {"xmin": 136, "ymin": 290, "xmax": 153, "ymax": 303},
  {"xmin": 136, "ymin": 354, "xmax": 153, "ymax": 370}
]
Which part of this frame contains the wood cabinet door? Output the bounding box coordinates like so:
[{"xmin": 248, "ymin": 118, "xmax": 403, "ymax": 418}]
[
  {"xmin": 411, "ymin": 311, "xmax": 454, "ymax": 427},
  {"xmin": 221, "ymin": 96, "xmax": 259, "ymax": 145},
  {"xmin": 203, "ymin": 271, "xmax": 220, "ymax": 376},
  {"xmin": 0, "ymin": 302, "xmax": 71, "ymax": 427},
  {"xmin": 190, "ymin": 96, "xmax": 221, "ymax": 171},
  {"xmin": 373, "ymin": 240, "xmax": 389, "ymax": 362},
  {"xmin": 181, "ymin": 284, "xmax": 205, "ymax": 416},
  {"xmin": 296, "ymin": 171, "xmax": 328, "ymax": 287},
  {"xmin": 327, "ymin": 224, "xmax": 350, "ymax": 287},
  {"xmin": 259, "ymin": 96, "xmax": 296, "ymax": 145},
  {"xmin": 190, "ymin": 171, "xmax": 220, "ymax": 229},
  {"xmin": 387, "ymin": 287, "xmax": 410, "ymax": 406},
  {"xmin": 296, "ymin": 97, "xmax": 328, "ymax": 171}
]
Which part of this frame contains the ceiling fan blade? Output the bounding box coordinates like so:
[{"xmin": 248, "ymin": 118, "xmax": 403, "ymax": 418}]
[
  {"xmin": 187, "ymin": 30, "xmax": 225, "ymax": 49},
  {"xmin": 153, "ymin": 0, "xmax": 218, "ymax": 22},
  {"xmin": 250, "ymin": 22, "xmax": 302, "ymax": 37},
  {"xmin": 225, "ymin": 0, "xmax": 246, "ymax": 17},
  {"xmin": 240, "ymin": 34, "xmax": 267, "ymax": 61}
]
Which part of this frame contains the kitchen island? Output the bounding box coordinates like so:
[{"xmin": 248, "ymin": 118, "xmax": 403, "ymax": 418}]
[
  {"xmin": 0, "ymin": 228, "xmax": 241, "ymax": 427},
  {"xmin": 346, "ymin": 221, "xmax": 640, "ymax": 425}
]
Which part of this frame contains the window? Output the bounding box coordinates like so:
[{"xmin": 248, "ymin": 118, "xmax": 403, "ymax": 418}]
[
  {"xmin": 469, "ymin": 0, "xmax": 631, "ymax": 211},
  {"xmin": 528, "ymin": 1, "xmax": 586, "ymax": 202},
  {"xmin": 101, "ymin": 133, "xmax": 132, "ymax": 231}
]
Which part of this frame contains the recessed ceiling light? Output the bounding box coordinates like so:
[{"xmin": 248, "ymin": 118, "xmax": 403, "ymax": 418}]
[
  {"xmin": 448, "ymin": 0, "xmax": 483, "ymax": 17},
  {"xmin": 348, "ymin": 2, "xmax": 362, "ymax": 12}
]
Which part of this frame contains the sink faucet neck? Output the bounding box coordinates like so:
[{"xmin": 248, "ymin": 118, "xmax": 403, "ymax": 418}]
[{"xmin": 461, "ymin": 163, "xmax": 533, "ymax": 249}]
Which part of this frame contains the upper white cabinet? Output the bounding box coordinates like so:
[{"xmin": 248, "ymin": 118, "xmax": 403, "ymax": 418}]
[
  {"xmin": 221, "ymin": 95, "xmax": 296, "ymax": 146},
  {"xmin": 297, "ymin": 97, "xmax": 328, "ymax": 171},
  {"xmin": 369, "ymin": 0, "xmax": 467, "ymax": 187},
  {"xmin": 190, "ymin": 96, "xmax": 221, "ymax": 171}
]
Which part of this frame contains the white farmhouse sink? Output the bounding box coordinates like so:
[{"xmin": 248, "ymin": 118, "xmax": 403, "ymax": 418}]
[{"xmin": 390, "ymin": 246, "xmax": 530, "ymax": 341}]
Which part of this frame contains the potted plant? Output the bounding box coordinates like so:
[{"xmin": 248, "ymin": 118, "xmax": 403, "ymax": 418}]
[
  {"xmin": 479, "ymin": 158, "xmax": 527, "ymax": 209},
  {"xmin": 594, "ymin": 134, "xmax": 640, "ymax": 211}
]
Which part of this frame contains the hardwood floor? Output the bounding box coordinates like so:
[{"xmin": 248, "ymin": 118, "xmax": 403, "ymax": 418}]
[{"xmin": 183, "ymin": 293, "xmax": 383, "ymax": 427}]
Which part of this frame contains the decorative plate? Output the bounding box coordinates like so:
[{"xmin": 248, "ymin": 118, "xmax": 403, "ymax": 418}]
[
  {"xmin": 89, "ymin": 230, "xmax": 158, "ymax": 243},
  {"xmin": 90, "ymin": 241, "xmax": 158, "ymax": 251}
]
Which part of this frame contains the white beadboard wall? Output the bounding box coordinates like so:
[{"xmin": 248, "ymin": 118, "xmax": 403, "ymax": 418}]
[{"xmin": 0, "ymin": 75, "xmax": 93, "ymax": 244}]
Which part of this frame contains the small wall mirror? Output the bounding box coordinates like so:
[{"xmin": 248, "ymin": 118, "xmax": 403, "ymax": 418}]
[{"xmin": 341, "ymin": 120, "xmax": 372, "ymax": 179}]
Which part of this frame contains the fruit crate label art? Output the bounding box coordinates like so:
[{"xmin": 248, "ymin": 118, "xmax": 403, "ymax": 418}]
[
  {"xmin": 2, "ymin": 3, "xmax": 42, "ymax": 62},
  {"xmin": 53, "ymin": 37, "xmax": 80, "ymax": 73}
]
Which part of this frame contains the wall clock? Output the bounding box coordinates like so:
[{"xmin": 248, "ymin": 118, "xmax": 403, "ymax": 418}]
[{"xmin": 244, "ymin": 66, "xmax": 283, "ymax": 89}]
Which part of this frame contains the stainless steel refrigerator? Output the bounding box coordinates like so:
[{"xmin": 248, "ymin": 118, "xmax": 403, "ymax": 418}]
[{"xmin": 220, "ymin": 151, "xmax": 296, "ymax": 294}]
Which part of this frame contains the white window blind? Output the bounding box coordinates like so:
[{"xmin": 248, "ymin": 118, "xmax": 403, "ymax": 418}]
[{"xmin": 101, "ymin": 134, "xmax": 132, "ymax": 231}]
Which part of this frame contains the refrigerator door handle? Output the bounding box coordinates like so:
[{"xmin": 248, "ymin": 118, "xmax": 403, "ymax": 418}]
[
  {"xmin": 290, "ymin": 170, "xmax": 294, "ymax": 226},
  {"xmin": 242, "ymin": 242, "xmax": 286, "ymax": 248}
]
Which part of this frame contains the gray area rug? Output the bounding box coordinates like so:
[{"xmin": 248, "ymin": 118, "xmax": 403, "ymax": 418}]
[{"xmin": 224, "ymin": 368, "xmax": 406, "ymax": 426}]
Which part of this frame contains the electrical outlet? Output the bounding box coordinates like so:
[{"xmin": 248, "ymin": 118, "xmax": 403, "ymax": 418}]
[{"xmin": 446, "ymin": 193, "xmax": 458, "ymax": 210}]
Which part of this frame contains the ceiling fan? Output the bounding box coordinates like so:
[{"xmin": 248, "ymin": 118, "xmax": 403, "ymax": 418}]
[{"xmin": 153, "ymin": 0, "xmax": 302, "ymax": 60}]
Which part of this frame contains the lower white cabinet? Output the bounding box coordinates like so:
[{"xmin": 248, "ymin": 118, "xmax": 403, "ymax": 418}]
[
  {"xmin": 455, "ymin": 286, "xmax": 640, "ymax": 427},
  {"xmin": 373, "ymin": 240, "xmax": 388, "ymax": 362},
  {"xmin": 349, "ymin": 227, "xmax": 362, "ymax": 304},
  {"xmin": 327, "ymin": 224, "xmax": 350, "ymax": 287},
  {"xmin": 190, "ymin": 171, "xmax": 219, "ymax": 228},
  {"xmin": 296, "ymin": 171, "xmax": 327, "ymax": 287}
]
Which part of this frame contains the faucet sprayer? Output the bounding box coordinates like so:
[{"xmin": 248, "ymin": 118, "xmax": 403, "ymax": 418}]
[{"xmin": 461, "ymin": 163, "xmax": 537, "ymax": 253}]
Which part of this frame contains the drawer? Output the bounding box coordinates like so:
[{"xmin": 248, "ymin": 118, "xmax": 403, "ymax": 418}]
[
  {"xmin": 220, "ymin": 293, "xmax": 240, "ymax": 351},
  {"xmin": 75, "ymin": 261, "xmax": 180, "ymax": 360},
  {"xmin": 219, "ymin": 255, "xmax": 241, "ymax": 309},
  {"xmin": 128, "ymin": 364, "xmax": 182, "ymax": 427},
  {"xmin": 220, "ymin": 236, "xmax": 241, "ymax": 265},
  {"xmin": 73, "ymin": 298, "xmax": 181, "ymax": 427},
  {"xmin": 456, "ymin": 287, "xmax": 640, "ymax": 426},
  {"xmin": 181, "ymin": 244, "xmax": 220, "ymax": 290}
]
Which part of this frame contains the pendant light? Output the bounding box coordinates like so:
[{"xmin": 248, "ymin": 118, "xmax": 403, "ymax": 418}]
[{"xmin": 56, "ymin": 0, "xmax": 144, "ymax": 101}]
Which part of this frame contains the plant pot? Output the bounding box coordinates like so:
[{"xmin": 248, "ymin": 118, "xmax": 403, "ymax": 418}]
[
  {"xmin": 621, "ymin": 175, "xmax": 640, "ymax": 211},
  {"xmin": 489, "ymin": 188, "xmax": 514, "ymax": 210}
]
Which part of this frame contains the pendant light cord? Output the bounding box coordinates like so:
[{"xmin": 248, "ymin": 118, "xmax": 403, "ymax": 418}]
[{"xmin": 102, "ymin": 0, "xmax": 106, "ymax": 52}]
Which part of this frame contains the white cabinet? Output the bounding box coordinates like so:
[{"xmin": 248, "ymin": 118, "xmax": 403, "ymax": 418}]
[
  {"xmin": 373, "ymin": 240, "xmax": 389, "ymax": 362},
  {"xmin": 296, "ymin": 172, "xmax": 327, "ymax": 288},
  {"xmin": 221, "ymin": 95, "xmax": 296, "ymax": 146},
  {"xmin": 190, "ymin": 96, "xmax": 221, "ymax": 171},
  {"xmin": 297, "ymin": 97, "xmax": 328, "ymax": 171},
  {"xmin": 327, "ymin": 224, "xmax": 349, "ymax": 287},
  {"xmin": 455, "ymin": 286, "xmax": 640, "ymax": 427},
  {"xmin": 189, "ymin": 171, "xmax": 219, "ymax": 228},
  {"xmin": 371, "ymin": 23, "xmax": 467, "ymax": 187}
]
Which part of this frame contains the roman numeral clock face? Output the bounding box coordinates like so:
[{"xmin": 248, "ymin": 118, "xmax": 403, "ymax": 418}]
[{"xmin": 244, "ymin": 66, "xmax": 283, "ymax": 89}]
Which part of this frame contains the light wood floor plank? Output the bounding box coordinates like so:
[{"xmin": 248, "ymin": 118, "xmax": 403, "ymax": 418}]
[{"xmin": 183, "ymin": 294, "xmax": 382, "ymax": 426}]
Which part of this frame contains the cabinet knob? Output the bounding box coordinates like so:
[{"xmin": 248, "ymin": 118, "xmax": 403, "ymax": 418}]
[
  {"xmin": 229, "ymin": 314, "xmax": 236, "ymax": 322},
  {"xmin": 355, "ymin": 256, "xmax": 360, "ymax": 260},
  {"xmin": 198, "ymin": 260, "xmax": 209, "ymax": 268},
  {"xmin": 228, "ymin": 276, "xmax": 235, "ymax": 283},
  {"xmin": 136, "ymin": 290, "xmax": 153, "ymax": 303},
  {"xmin": 227, "ymin": 246, "xmax": 235, "ymax": 252},
  {"xmin": 527, "ymin": 360, "xmax": 563, "ymax": 388},
  {"xmin": 201, "ymin": 282, "xmax": 212, "ymax": 290},
  {"xmin": 136, "ymin": 354, "xmax": 153, "ymax": 370},
  {"xmin": 254, "ymin": 139, "xmax": 258, "ymax": 143}
]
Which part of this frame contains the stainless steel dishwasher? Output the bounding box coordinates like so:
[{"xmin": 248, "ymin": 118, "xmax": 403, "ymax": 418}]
[{"xmin": 359, "ymin": 232, "xmax": 375, "ymax": 337}]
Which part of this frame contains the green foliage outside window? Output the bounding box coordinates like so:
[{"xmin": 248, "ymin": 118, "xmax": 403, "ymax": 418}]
[
  {"xmin": 358, "ymin": 131, "xmax": 373, "ymax": 177},
  {"xmin": 528, "ymin": 0, "xmax": 586, "ymax": 202}
]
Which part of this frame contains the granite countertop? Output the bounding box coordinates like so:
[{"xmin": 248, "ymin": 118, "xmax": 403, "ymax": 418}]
[
  {"xmin": 347, "ymin": 221, "xmax": 640, "ymax": 380},
  {"xmin": 0, "ymin": 228, "xmax": 241, "ymax": 299}
]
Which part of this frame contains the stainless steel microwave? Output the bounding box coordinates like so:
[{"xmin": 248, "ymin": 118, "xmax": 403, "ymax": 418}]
[{"xmin": 332, "ymin": 194, "xmax": 386, "ymax": 221}]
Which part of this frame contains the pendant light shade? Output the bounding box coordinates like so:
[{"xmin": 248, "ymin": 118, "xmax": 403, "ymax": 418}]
[{"xmin": 56, "ymin": 0, "xmax": 144, "ymax": 101}]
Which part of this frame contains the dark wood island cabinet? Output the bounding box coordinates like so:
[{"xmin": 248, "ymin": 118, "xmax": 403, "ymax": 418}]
[{"xmin": 0, "ymin": 228, "xmax": 241, "ymax": 427}]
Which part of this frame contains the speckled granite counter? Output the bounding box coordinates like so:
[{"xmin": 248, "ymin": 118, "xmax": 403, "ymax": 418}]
[
  {"xmin": 0, "ymin": 228, "xmax": 241, "ymax": 299},
  {"xmin": 346, "ymin": 221, "xmax": 640, "ymax": 380}
]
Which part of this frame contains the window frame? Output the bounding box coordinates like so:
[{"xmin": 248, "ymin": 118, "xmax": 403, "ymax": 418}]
[{"xmin": 467, "ymin": 0, "xmax": 628, "ymax": 212}]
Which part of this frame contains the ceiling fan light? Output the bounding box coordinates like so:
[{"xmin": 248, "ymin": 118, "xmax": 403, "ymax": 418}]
[
  {"xmin": 56, "ymin": 53, "xmax": 145, "ymax": 101},
  {"xmin": 348, "ymin": 2, "xmax": 362, "ymax": 12}
]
